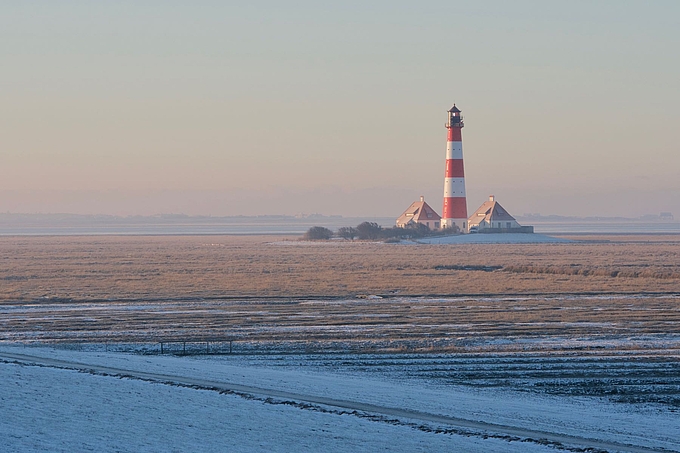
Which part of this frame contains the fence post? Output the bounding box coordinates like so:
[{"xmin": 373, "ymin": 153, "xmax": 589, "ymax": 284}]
[
  {"xmin": 160, "ymin": 342, "xmax": 163, "ymax": 354},
  {"xmin": 229, "ymin": 340, "xmax": 232, "ymax": 354},
  {"xmin": 183, "ymin": 342, "xmax": 186, "ymax": 355}
]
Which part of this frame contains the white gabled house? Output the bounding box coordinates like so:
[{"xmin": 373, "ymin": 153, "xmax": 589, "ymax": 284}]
[
  {"xmin": 396, "ymin": 196, "xmax": 442, "ymax": 230},
  {"xmin": 467, "ymin": 195, "xmax": 523, "ymax": 231}
]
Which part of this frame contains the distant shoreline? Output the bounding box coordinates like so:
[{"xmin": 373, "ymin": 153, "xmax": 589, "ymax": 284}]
[{"xmin": 1, "ymin": 212, "xmax": 679, "ymax": 236}]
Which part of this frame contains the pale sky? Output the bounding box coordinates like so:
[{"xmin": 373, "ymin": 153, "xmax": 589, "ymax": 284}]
[{"xmin": 2, "ymin": 1, "xmax": 679, "ymax": 217}]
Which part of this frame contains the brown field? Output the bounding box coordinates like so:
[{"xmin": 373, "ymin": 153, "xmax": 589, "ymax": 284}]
[
  {"xmin": 1, "ymin": 234, "xmax": 679, "ymax": 349},
  {"xmin": 2, "ymin": 234, "xmax": 680, "ymax": 301},
  {"xmin": 3, "ymin": 234, "xmax": 678, "ymax": 410}
]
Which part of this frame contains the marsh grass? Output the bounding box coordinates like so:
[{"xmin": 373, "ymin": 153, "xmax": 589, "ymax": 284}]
[
  {"xmin": 1, "ymin": 235, "xmax": 679, "ymax": 350},
  {"xmin": 1, "ymin": 234, "xmax": 679, "ymax": 302}
]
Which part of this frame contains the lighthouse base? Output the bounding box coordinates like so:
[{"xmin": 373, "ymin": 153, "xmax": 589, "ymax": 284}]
[{"xmin": 441, "ymin": 218, "xmax": 467, "ymax": 233}]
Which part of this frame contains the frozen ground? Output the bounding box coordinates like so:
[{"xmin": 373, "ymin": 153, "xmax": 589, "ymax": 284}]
[
  {"xmin": 1, "ymin": 345, "xmax": 678, "ymax": 453},
  {"xmin": 417, "ymin": 233, "xmax": 571, "ymax": 244},
  {"xmin": 272, "ymin": 233, "xmax": 570, "ymax": 245}
]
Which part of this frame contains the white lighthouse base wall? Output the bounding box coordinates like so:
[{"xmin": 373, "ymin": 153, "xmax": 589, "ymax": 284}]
[{"xmin": 441, "ymin": 218, "xmax": 467, "ymax": 233}]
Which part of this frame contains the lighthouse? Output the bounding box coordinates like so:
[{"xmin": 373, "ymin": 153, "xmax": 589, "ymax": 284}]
[{"xmin": 441, "ymin": 104, "xmax": 468, "ymax": 232}]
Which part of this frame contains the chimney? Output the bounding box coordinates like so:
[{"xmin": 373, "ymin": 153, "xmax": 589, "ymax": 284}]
[
  {"xmin": 489, "ymin": 195, "xmax": 495, "ymax": 202},
  {"xmin": 420, "ymin": 196, "xmax": 424, "ymax": 202}
]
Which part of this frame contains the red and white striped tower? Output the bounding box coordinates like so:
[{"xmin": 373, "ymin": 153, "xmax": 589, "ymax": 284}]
[{"xmin": 441, "ymin": 104, "xmax": 468, "ymax": 232}]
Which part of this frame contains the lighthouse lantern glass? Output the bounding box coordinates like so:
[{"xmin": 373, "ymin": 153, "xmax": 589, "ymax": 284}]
[{"xmin": 448, "ymin": 111, "xmax": 461, "ymax": 128}]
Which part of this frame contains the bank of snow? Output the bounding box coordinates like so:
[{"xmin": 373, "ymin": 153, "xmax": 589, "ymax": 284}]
[
  {"xmin": 416, "ymin": 233, "xmax": 570, "ymax": 244},
  {"xmin": 0, "ymin": 346, "xmax": 554, "ymax": 453},
  {"xmin": 1, "ymin": 345, "xmax": 678, "ymax": 453}
]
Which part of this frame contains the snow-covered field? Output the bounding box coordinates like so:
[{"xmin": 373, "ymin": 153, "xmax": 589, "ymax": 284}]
[
  {"xmin": 1, "ymin": 345, "xmax": 678, "ymax": 453},
  {"xmin": 417, "ymin": 233, "xmax": 571, "ymax": 244},
  {"xmin": 274, "ymin": 233, "xmax": 570, "ymax": 245}
]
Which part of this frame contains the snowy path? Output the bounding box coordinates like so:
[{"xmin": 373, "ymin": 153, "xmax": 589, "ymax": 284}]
[{"xmin": 1, "ymin": 350, "xmax": 673, "ymax": 453}]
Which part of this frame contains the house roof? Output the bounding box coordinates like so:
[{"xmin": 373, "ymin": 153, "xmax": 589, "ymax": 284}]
[
  {"xmin": 468, "ymin": 197, "xmax": 517, "ymax": 226},
  {"xmin": 396, "ymin": 198, "xmax": 441, "ymax": 225}
]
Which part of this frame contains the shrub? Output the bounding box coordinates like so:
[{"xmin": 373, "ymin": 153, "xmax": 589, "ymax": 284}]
[
  {"xmin": 337, "ymin": 226, "xmax": 358, "ymax": 240},
  {"xmin": 379, "ymin": 227, "xmax": 406, "ymax": 240},
  {"xmin": 403, "ymin": 222, "xmax": 431, "ymax": 238},
  {"xmin": 303, "ymin": 226, "xmax": 333, "ymax": 240},
  {"xmin": 356, "ymin": 222, "xmax": 382, "ymax": 240}
]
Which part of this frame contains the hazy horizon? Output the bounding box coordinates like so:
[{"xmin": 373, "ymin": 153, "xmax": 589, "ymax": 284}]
[{"xmin": 2, "ymin": 2, "xmax": 679, "ymax": 218}]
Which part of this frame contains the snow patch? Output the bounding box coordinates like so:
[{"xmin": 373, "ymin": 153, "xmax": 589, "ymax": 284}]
[{"xmin": 417, "ymin": 233, "xmax": 571, "ymax": 244}]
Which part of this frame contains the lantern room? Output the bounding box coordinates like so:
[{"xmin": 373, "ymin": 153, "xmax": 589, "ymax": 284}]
[{"xmin": 446, "ymin": 104, "xmax": 463, "ymax": 128}]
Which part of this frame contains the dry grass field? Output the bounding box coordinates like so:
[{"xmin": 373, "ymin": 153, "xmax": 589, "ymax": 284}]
[
  {"xmin": 2, "ymin": 234, "xmax": 680, "ymax": 302},
  {"xmin": 0, "ymin": 234, "xmax": 679, "ymax": 350}
]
